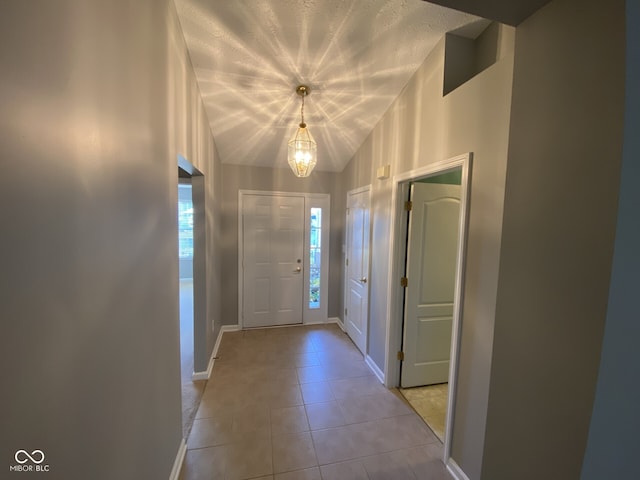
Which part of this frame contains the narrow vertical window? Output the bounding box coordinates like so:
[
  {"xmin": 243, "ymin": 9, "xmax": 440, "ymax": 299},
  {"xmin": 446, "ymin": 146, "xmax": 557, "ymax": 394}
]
[{"xmin": 309, "ymin": 207, "xmax": 322, "ymax": 309}]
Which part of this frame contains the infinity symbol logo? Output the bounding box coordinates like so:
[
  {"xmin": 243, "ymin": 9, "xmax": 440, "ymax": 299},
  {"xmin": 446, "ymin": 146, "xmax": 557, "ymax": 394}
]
[{"xmin": 15, "ymin": 450, "xmax": 45, "ymax": 464}]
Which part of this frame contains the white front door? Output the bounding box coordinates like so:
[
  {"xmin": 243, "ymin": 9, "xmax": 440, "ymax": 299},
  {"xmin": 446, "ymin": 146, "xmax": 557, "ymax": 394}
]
[
  {"xmin": 242, "ymin": 194, "xmax": 305, "ymax": 328},
  {"xmin": 401, "ymin": 183, "xmax": 461, "ymax": 388},
  {"xmin": 345, "ymin": 187, "xmax": 371, "ymax": 355}
]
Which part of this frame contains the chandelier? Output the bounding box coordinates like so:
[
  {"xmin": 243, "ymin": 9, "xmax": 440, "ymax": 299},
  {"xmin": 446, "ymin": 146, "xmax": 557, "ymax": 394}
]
[{"xmin": 287, "ymin": 85, "xmax": 317, "ymax": 177}]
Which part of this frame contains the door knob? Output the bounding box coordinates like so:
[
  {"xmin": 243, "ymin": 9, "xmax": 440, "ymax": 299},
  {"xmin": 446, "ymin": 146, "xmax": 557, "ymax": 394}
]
[
  {"xmin": 360, "ymin": 277, "xmax": 367, "ymax": 283},
  {"xmin": 293, "ymin": 267, "xmax": 302, "ymax": 273}
]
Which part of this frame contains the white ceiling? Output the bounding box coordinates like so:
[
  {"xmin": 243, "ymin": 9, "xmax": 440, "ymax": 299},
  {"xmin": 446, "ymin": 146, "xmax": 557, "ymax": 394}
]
[{"xmin": 175, "ymin": 0, "xmax": 487, "ymax": 172}]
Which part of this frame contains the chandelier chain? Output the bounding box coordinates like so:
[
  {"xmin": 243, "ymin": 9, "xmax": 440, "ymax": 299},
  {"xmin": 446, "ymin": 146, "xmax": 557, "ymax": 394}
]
[{"xmin": 288, "ymin": 84, "xmax": 316, "ymax": 177}]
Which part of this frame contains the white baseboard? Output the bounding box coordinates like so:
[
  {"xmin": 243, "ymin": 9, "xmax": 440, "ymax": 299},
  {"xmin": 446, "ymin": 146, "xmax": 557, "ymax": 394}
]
[
  {"xmin": 192, "ymin": 325, "xmax": 240, "ymax": 381},
  {"xmin": 217, "ymin": 325, "xmax": 241, "ymax": 345},
  {"xmin": 365, "ymin": 355, "xmax": 385, "ymax": 384},
  {"xmin": 303, "ymin": 320, "xmax": 328, "ymax": 325},
  {"xmin": 169, "ymin": 438, "xmax": 187, "ymax": 480},
  {"xmin": 192, "ymin": 350, "xmax": 215, "ymax": 381},
  {"xmin": 447, "ymin": 458, "xmax": 470, "ymax": 480},
  {"xmin": 328, "ymin": 317, "xmax": 345, "ymax": 331}
]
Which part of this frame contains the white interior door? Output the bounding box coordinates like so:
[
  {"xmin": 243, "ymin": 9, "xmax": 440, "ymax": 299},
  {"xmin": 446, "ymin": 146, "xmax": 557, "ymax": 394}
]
[
  {"xmin": 242, "ymin": 194, "xmax": 304, "ymax": 328},
  {"xmin": 401, "ymin": 183, "xmax": 461, "ymax": 388},
  {"xmin": 345, "ymin": 188, "xmax": 371, "ymax": 355}
]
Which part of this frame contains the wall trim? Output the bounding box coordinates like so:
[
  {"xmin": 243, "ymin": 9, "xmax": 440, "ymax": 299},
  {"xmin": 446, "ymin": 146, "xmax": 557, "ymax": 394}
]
[
  {"xmin": 328, "ymin": 317, "xmax": 345, "ymax": 331},
  {"xmin": 446, "ymin": 458, "xmax": 471, "ymax": 480},
  {"xmin": 192, "ymin": 325, "xmax": 240, "ymax": 380},
  {"xmin": 365, "ymin": 355, "xmax": 385, "ymax": 384},
  {"xmin": 192, "ymin": 356, "xmax": 214, "ymax": 381},
  {"xmin": 303, "ymin": 319, "xmax": 329, "ymax": 325},
  {"xmin": 169, "ymin": 438, "xmax": 187, "ymax": 480}
]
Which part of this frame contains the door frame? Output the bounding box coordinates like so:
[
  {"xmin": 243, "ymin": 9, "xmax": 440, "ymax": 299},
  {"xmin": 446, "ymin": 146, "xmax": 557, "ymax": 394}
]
[
  {"xmin": 343, "ymin": 185, "xmax": 372, "ymax": 354},
  {"xmin": 383, "ymin": 153, "xmax": 472, "ymax": 462},
  {"xmin": 177, "ymin": 155, "xmax": 208, "ymax": 377},
  {"xmin": 238, "ymin": 190, "xmax": 330, "ymax": 328}
]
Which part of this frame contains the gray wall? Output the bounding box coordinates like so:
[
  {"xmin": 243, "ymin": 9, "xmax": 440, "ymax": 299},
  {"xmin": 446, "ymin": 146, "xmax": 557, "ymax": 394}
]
[
  {"xmin": 0, "ymin": 1, "xmax": 221, "ymax": 478},
  {"xmin": 481, "ymin": 0, "xmax": 625, "ymax": 479},
  {"xmin": 581, "ymin": 1, "xmax": 640, "ymax": 478},
  {"xmin": 340, "ymin": 24, "xmax": 516, "ymax": 479},
  {"xmin": 220, "ymin": 164, "xmax": 344, "ymax": 325}
]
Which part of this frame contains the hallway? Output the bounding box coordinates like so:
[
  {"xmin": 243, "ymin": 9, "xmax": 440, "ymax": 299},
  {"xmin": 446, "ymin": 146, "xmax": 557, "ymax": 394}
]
[{"xmin": 179, "ymin": 324, "xmax": 451, "ymax": 479}]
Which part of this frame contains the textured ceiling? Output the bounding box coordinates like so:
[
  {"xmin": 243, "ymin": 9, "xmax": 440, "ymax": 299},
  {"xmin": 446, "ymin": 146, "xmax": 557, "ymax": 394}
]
[{"xmin": 175, "ymin": 0, "xmax": 486, "ymax": 172}]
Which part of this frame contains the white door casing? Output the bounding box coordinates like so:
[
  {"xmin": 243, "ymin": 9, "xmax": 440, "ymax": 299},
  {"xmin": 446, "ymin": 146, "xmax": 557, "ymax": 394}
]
[
  {"xmin": 345, "ymin": 187, "xmax": 371, "ymax": 355},
  {"xmin": 242, "ymin": 194, "xmax": 304, "ymax": 328},
  {"xmin": 384, "ymin": 153, "xmax": 472, "ymax": 463},
  {"xmin": 401, "ymin": 183, "xmax": 461, "ymax": 388}
]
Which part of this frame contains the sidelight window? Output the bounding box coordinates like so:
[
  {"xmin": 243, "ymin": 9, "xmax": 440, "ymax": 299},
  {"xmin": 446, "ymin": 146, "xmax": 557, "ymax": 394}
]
[{"xmin": 309, "ymin": 208, "xmax": 322, "ymax": 309}]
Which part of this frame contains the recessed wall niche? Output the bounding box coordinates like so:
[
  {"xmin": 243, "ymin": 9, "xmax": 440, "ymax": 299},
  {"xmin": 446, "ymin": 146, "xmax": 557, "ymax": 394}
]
[{"xmin": 443, "ymin": 22, "xmax": 513, "ymax": 96}]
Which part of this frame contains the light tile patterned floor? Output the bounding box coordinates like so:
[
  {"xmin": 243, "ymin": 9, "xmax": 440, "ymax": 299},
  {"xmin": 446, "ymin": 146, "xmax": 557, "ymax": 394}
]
[
  {"xmin": 399, "ymin": 384, "xmax": 449, "ymax": 442},
  {"xmin": 179, "ymin": 324, "xmax": 452, "ymax": 480}
]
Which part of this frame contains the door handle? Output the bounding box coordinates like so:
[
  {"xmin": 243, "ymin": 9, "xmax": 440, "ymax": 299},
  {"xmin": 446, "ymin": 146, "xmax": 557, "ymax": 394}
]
[
  {"xmin": 293, "ymin": 267, "xmax": 302, "ymax": 273},
  {"xmin": 360, "ymin": 277, "xmax": 367, "ymax": 283}
]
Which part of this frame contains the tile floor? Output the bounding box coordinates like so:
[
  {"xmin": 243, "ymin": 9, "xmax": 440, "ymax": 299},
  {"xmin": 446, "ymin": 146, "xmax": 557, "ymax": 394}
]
[
  {"xmin": 179, "ymin": 323, "xmax": 452, "ymax": 480},
  {"xmin": 399, "ymin": 384, "xmax": 449, "ymax": 442}
]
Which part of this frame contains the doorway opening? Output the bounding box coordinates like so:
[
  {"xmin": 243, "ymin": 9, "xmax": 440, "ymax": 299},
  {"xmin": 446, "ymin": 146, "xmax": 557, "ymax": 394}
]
[
  {"xmin": 177, "ymin": 158, "xmax": 207, "ymax": 439},
  {"xmin": 384, "ymin": 153, "xmax": 471, "ymax": 463},
  {"xmin": 398, "ymin": 169, "xmax": 462, "ymax": 441},
  {"xmin": 178, "ymin": 176, "xmax": 194, "ymax": 380}
]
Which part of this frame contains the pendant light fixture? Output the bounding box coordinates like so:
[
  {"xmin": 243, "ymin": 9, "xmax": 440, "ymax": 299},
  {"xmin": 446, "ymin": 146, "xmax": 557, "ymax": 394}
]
[{"xmin": 287, "ymin": 85, "xmax": 317, "ymax": 177}]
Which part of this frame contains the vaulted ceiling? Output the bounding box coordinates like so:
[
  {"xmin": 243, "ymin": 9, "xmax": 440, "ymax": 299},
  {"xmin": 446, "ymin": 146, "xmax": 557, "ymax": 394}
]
[
  {"xmin": 174, "ymin": 0, "xmax": 553, "ymax": 172},
  {"xmin": 174, "ymin": 0, "xmax": 488, "ymax": 172}
]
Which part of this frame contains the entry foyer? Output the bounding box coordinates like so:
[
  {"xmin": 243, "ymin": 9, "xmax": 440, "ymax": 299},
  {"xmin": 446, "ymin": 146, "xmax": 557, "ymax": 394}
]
[{"xmin": 179, "ymin": 324, "xmax": 451, "ymax": 480}]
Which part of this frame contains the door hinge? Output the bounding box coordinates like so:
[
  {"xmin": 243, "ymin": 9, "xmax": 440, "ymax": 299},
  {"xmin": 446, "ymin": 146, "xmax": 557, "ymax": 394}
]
[
  {"xmin": 397, "ymin": 351, "xmax": 405, "ymax": 361},
  {"xmin": 345, "ymin": 258, "xmax": 349, "ymax": 266},
  {"xmin": 344, "ymin": 308, "xmax": 348, "ymax": 316},
  {"xmin": 346, "ymin": 208, "xmax": 350, "ymax": 215},
  {"xmin": 400, "ymin": 277, "xmax": 408, "ymax": 287},
  {"xmin": 404, "ymin": 200, "xmax": 412, "ymax": 211}
]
